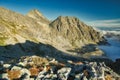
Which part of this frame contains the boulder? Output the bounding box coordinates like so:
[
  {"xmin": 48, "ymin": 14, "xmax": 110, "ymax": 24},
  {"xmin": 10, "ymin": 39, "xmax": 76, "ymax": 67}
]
[
  {"xmin": 20, "ymin": 68, "xmax": 31, "ymax": 80},
  {"xmin": 1, "ymin": 73, "xmax": 9, "ymax": 80},
  {"xmin": 11, "ymin": 66, "xmax": 22, "ymax": 70},
  {"xmin": 57, "ymin": 67, "xmax": 71, "ymax": 80},
  {"xmin": 3, "ymin": 64, "xmax": 11, "ymax": 69}
]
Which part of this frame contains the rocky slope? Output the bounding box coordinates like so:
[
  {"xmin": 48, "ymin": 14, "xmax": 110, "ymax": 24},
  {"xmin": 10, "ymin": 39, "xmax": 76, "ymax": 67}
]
[
  {"xmin": 0, "ymin": 7, "xmax": 120, "ymax": 80},
  {"xmin": 0, "ymin": 7, "xmax": 107, "ymax": 60},
  {"xmin": 27, "ymin": 9, "xmax": 50, "ymax": 24},
  {"xmin": 50, "ymin": 16, "xmax": 105, "ymax": 47},
  {"xmin": 0, "ymin": 56, "xmax": 120, "ymax": 80},
  {"xmin": 0, "ymin": 7, "xmax": 107, "ymax": 58}
]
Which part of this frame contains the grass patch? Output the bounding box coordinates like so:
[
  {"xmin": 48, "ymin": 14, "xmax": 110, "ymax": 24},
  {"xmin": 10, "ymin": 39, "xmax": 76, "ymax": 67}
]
[{"xmin": 0, "ymin": 37, "xmax": 7, "ymax": 46}]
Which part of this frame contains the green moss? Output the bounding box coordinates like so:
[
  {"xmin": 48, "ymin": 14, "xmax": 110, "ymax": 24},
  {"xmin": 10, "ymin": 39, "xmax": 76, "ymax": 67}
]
[
  {"xmin": 0, "ymin": 38, "xmax": 6, "ymax": 46},
  {"xmin": 30, "ymin": 37, "xmax": 39, "ymax": 43},
  {"xmin": 71, "ymin": 40, "xmax": 78, "ymax": 47},
  {"xmin": 0, "ymin": 34, "xmax": 8, "ymax": 46},
  {"xmin": 11, "ymin": 29, "xmax": 17, "ymax": 34}
]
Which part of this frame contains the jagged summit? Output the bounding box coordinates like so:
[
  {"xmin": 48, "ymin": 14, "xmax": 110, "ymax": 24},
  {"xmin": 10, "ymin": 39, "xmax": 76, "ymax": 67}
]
[
  {"xmin": 28, "ymin": 9, "xmax": 43, "ymax": 17},
  {"xmin": 51, "ymin": 16, "xmax": 85, "ymax": 28},
  {"xmin": 27, "ymin": 9, "xmax": 49, "ymax": 23},
  {"xmin": 53, "ymin": 16, "xmax": 80, "ymax": 22}
]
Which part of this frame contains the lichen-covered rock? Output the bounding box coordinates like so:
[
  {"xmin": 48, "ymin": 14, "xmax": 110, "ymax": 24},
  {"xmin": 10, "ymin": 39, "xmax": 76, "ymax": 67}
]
[
  {"xmin": 20, "ymin": 68, "xmax": 31, "ymax": 80},
  {"xmin": 3, "ymin": 64, "xmax": 11, "ymax": 69},
  {"xmin": 11, "ymin": 66, "xmax": 22, "ymax": 70},
  {"xmin": 7, "ymin": 70, "xmax": 21, "ymax": 80},
  {"xmin": 1, "ymin": 73, "xmax": 9, "ymax": 80},
  {"xmin": 0, "ymin": 57, "xmax": 120, "ymax": 80},
  {"xmin": 20, "ymin": 55, "xmax": 48, "ymax": 66},
  {"xmin": 57, "ymin": 67, "xmax": 71, "ymax": 80}
]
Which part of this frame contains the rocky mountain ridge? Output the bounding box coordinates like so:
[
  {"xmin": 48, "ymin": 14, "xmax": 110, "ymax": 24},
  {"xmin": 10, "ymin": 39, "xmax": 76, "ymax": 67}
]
[
  {"xmin": 50, "ymin": 16, "xmax": 105, "ymax": 46},
  {"xmin": 27, "ymin": 9, "xmax": 50, "ymax": 24},
  {"xmin": 0, "ymin": 7, "xmax": 106, "ymax": 60}
]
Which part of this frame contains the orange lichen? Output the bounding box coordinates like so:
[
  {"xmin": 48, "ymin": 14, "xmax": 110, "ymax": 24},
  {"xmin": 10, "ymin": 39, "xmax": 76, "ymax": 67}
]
[
  {"xmin": 105, "ymin": 75, "xmax": 112, "ymax": 80},
  {"xmin": 29, "ymin": 66, "xmax": 39, "ymax": 77},
  {"xmin": 7, "ymin": 70, "xmax": 21, "ymax": 80},
  {"xmin": 46, "ymin": 65, "xmax": 51, "ymax": 71}
]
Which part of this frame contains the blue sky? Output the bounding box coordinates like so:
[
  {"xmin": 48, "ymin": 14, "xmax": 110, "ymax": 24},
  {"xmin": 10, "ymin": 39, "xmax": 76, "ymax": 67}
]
[{"xmin": 0, "ymin": 0, "xmax": 120, "ymax": 27}]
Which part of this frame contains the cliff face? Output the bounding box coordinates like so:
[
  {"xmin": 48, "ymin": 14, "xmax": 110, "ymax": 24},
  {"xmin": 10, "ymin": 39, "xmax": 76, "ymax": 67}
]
[{"xmin": 0, "ymin": 7, "xmax": 106, "ymax": 59}]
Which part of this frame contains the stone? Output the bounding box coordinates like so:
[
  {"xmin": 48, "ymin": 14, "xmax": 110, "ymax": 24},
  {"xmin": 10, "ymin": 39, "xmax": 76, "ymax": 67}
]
[
  {"xmin": 11, "ymin": 66, "xmax": 22, "ymax": 70},
  {"xmin": 20, "ymin": 68, "xmax": 31, "ymax": 80},
  {"xmin": 0, "ymin": 61, "xmax": 4, "ymax": 66},
  {"xmin": 75, "ymin": 73, "xmax": 82, "ymax": 80},
  {"xmin": 57, "ymin": 67, "xmax": 71, "ymax": 80},
  {"xmin": 105, "ymin": 75, "xmax": 112, "ymax": 80},
  {"xmin": 1, "ymin": 73, "xmax": 9, "ymax": 80},
  {"xmin": 7, "ymin": 70, "xmax": 21, "ymax": 80},
  {"xmin": 36, "ymin": 70, "xmax": 47, "ymax": 79},
  {"xmin": 17, "ymin": 62, "xmax": 26, "ymax": 67},
  {"xmin": 3, "ymin": 64, "xmax": 11, "ymax": 69},
  {"xmin": 29, "ymin": 66, "xmax": 39, "ymax": 77}
]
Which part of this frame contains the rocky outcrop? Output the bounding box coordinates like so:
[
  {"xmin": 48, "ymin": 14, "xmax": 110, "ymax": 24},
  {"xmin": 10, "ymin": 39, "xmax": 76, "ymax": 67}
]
[{"xmin": 0, "ymin": 56, "xmax": 119, "ymax": 80}]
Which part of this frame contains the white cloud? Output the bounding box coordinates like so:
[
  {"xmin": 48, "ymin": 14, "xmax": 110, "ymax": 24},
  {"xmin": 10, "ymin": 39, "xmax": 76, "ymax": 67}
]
[{"xmin": 86, "ymin": 19, "xmax": 120, "ymax": 27}]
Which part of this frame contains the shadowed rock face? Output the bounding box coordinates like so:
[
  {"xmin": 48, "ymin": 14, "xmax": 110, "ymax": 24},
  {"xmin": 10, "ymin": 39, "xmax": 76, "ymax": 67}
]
[{"xmin": 0, "ymin": 7, "xmax": 106, "ymax": 58}]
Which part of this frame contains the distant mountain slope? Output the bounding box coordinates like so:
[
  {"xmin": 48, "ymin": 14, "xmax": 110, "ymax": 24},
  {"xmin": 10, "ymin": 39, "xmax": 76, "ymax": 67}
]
[
  {"xmin": 27, "ymin": 9, "xmax": 50, "ymax": 24},
  {"xmin": 0, "ymin": 7, "xmax": 106, "ymax": 60},
  {"xmin": 50, "ymin": 16, "xmax": 105, "ymax": 47}
]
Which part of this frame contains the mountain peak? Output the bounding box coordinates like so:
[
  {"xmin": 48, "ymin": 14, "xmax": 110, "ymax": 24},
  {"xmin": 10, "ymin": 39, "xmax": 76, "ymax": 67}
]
[
  {"xmin": 52, "ymin": 16, "xmax": 80, "ymax": 24},
  {"xmin": 50, "ymin": 15, "xmax": 106, "ymax": 47},
  {"xmin": 57, "ymin": 16, "xmax": 78, "ymax": 20},
  {"xmin": 27, "ymin": 9, "xmax": 49, "ymax": 23},
  {"xmin": 28, "ymin": 9, "xmax": 43, "ymax": 17}
]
